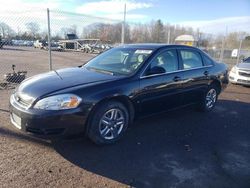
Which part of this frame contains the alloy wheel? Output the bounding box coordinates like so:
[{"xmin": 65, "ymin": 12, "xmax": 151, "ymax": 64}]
[
  {"xmin": 99, "ymin": 108, "xmax": 125, "ymax": 140},
  {"xmin": 206, "ymin": 88, "xmax": 217, "ymax": 109}
]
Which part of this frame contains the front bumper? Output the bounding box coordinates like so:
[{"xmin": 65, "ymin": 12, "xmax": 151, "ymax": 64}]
[
  {"xmin": 9, "ymin": 94, "xmax": 89, "ymax": 138},
  {"xmin": 229, "ymin": 71, "xmax": 250, "ymax": 86}
]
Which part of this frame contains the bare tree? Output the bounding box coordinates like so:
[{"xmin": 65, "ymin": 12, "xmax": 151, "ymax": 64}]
[
  {"xmin": 243, "ymin": 35, "xmax": 250, "ymax": 50},
  {"xmin": 25, "ymin": 22, "xmax": 40, "ymax": 39},
  {"xmin": 81, "ymin": 23, "xmax": 123, "ymax": 43},
  {"xmin": 130, "ymin": 23, "xmax": 151, "ymax": 43},
  {"xmin": 61, "ymin": 25, "xmax": 78, "ymax": 39},
  {"xmin": 0, "ymin": 22, "xmax": 15, "ymax": 38}
]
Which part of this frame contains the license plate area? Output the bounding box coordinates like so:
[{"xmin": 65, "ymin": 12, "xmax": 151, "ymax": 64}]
[{"xmin": 11, "ymin": 113, "xmax": 22, "ymax": 129}]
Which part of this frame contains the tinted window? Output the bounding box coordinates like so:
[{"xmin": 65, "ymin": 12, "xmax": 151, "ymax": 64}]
[
  {"xmin": 243, "ymin": 57, "xmax": 250, "ymax": 63},
  {"xmin": 180, "ymin": 50, "xmax": 203, "ymax": 69},
  {"xmin": 203, "ymin": 55, "xmax": 214, "ymax": 66},
  {"xmin": 147, "ymin": 50, "xmax": 178, "ymax": 74}
]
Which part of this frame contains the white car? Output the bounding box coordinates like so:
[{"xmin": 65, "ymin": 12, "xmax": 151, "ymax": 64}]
[
  {"xmin": 229, "ymin": 57, "xmax": 250, "ymax": 86},
  {"xmin": 33, "ymin": 40, "xmax": 47, "ymax": 49}
]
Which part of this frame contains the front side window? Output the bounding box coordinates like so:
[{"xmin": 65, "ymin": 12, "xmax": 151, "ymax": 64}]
[
  {"xmin": 145, "ymin": 50, "xmax": 178, "ymax": 76},
  {"xmin": 180, "ymin": 50, "xmax": 203, "ymax": 69},
  {"xmin": 84, "ymin": 48, "xmax": 153, "ymax": 75}
]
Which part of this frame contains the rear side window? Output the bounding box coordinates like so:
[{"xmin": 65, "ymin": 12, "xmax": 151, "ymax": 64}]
[
  {"xmin": 203, "ymin": 55, "xmax": 214, "ymax": 66},
  {"xmin": 180, "ymin": 50, "xmax": 203, "ymax": 69}
]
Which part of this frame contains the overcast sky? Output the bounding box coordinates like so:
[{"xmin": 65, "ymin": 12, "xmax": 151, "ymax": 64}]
[{"xmin": 1, "ymin": 0, "xmax": 250, "ymax": 34}]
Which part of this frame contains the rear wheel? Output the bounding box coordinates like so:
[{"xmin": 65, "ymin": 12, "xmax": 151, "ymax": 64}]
[
  {"xmin": 87, "ymin": 101, "xmax": 129, "ymax": 145},
  {"xmin": 197, "ymin": 84, "xmax": 219, "ymax": 112}
]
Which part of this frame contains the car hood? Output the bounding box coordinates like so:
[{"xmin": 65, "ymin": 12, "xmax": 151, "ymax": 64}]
[
  {"xmin": 17, "ymin": 67, "xmax": 121, "ymax": 99},
  {"xmin": 236, "ymin": 63, "xmax": 250, "ymax": 70}
]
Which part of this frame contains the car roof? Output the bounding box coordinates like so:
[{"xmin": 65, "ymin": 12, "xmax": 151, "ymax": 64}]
[{"xmin": 119, "ymin": 43, "xmax": 200, "ymax": 51}]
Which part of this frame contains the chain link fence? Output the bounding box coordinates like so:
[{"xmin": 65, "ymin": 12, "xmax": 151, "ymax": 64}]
[
  {"xmin": 0, "ymin": 8, "xmax": 123, "ymax": 89},
  {"xmin": 0, "ymin": 8, "xmax": 123, "ymax": 111},
  {"xmin": 0, "ymin": 9, "xmax": 45, "ymax": 89}
]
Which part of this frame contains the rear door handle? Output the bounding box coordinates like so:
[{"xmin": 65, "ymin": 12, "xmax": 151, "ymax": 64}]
[
  {"xmin": 173, "ymin": 76, "xmax": 181, "ymax": 82},
  {"xmin": 204, "ymin": 71, "xmax": 209, "ymax": 76}
]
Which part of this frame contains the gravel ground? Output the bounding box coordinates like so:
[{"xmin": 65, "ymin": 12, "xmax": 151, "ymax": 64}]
[{"xmin": 0, "ymin": 47, "xmax": 250, "ymax": 188}]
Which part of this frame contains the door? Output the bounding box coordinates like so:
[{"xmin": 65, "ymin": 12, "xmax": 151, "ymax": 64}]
[
  {"xmin": 138, "ymin": 49, "xmax": 183, "ymax": 117},
  {"xmin": 178, "ymin": 49, "xmax": 211, "ymax": 105}
]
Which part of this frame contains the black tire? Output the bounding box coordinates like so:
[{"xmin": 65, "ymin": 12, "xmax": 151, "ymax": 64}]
[
  {"xmin": 87, "ymin": 101, "xmax": 129, "ymax": 145},
  {"xmin": 197, "ymin": 84, "xmax": 219, "ymax": 112}
]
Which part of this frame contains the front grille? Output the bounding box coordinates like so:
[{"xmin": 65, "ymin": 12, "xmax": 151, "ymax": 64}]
[
  {"xmin": 14, "ymin": 92, "xmax": 34, "ymax": 108},
  {"xmin": 26, "ymin": 127, "xmax": 43, "ymax": 135},
  {"xmin": 44, "ymin": 128, "xmax": 65, "ymax": 135},
  {"xmin": 26, "ymin": 127, "xmax": 65, "ymax": 135},
  {"xmin": 239, "ymin": 71, "xmax": 250, "ymax": 77},
  {"xmin": 17, "ymin": 97, "xmax": 30, "ymax": 107}
]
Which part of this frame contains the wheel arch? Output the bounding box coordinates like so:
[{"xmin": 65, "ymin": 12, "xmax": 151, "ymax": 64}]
[
  {"xmin": 210, "ymin": 79, "xmax": 222, "ymax": 94},
  {"xmin": 85, "ymin": 95, "xmax": 135, "ymax": 135}
]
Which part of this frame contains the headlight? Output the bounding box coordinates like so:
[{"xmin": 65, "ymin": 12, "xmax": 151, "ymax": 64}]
[
  {"xmin": 33, "ymin": 94, "xmax": 82, "ymax": 110},
  {"xmin": 230, "ymin": 66, "xmax": 237, "ymax": 74}
]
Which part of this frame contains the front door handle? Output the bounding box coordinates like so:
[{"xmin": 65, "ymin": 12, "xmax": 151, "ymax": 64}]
[
  {"xmin": 204, "ymin": 71, "xmax": 209, "ymax": 76},
  {"xmin": 173, "ymin": 76, "xmax": 181, "ymax": 82}
]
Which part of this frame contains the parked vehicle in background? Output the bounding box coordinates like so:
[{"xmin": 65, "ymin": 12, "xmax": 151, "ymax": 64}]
[
  {"xmin": 0, "ymin": 36, "xmax": 4, "ymax": 48},
  {"xmin": 12, "ymin": 40, "xmax": 34, "ymax": 47},
  {"xmin": 59, "ymin": 38, "xmax": 112, "ymax": 54},
  {"xmin": 231, "ymin": 49, "xmax": 250, "ymax": 59},
  {"xmin": 92, "ymin": 43, "xmax": 112, "ymax": 53},
  {"xmin": 23, "ymin": 40, "xmax": 33, "ymax": 46},
  {"xmin": 83, "ymin": 43, "xmax": 112, "ymax": 54},
  {"xmin": 229, "ymin": 56, "xmax": 250, "ymax": 86},
  {"xmin": 43, "ymin": 42, "xmax": 64, "ymax": 51},
  {"xmin": 33, "ymin": 40, "xmax": 47, "ymax": 49},
  {"xmin": 9, "ymin": 44, "xmax": 228, "ymax": 145}
]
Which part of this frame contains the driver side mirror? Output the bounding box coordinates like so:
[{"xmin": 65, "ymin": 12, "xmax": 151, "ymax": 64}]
[{"xmin": 146, "ymin": 66, "xmax": 166, "ymax": 76}]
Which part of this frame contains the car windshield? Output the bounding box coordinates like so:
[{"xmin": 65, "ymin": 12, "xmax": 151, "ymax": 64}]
[{"xmin": 84, "ymin": 48, "xmax": 153, "ymax": 75}]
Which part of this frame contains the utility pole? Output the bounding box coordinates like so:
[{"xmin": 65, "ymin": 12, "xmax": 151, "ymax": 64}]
[
  {"xmin": 197, "ymin": 28, "xmax": 200, "ymax": 47},
  {"xmin": 47, "ymin": 8, "xmax": 52, "ymax": 71},
  {"xmin": 219, "ymin": 26, "xmax": 228, "ymax": 62},
  {"xmin": 219, "ymin": 37, "xmax": 225, "ymax": 62},
  {"xmin": 236, "ymin": 38, "xmax": 243, "ymax": 64},
  {"xmin": 167, "ymin": 27, "xmax": 171, "ymax": 44},
  {"xmin": 121, "ymin": 3, "xmax": 126, "ymax": 44}
]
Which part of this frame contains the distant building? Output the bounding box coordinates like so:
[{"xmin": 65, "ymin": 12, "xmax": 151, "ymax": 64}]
[{"xmin": 175, "ymin": 35, "xmax": 197, "ymax": 46}]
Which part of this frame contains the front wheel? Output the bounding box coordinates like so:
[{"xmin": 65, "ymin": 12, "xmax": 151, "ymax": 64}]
[
  {"xmin": 87, "ymin": 101, "xmax": 129, "ymax": 145},
  {"xmin": 197, "ymin": 85, "xmax": 219, "ymax": 112}
]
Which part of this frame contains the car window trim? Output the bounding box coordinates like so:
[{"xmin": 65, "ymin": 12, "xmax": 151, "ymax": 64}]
[{"xmin": 140, "ymin": 65, "xmax": 213, "ymax": 79}]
